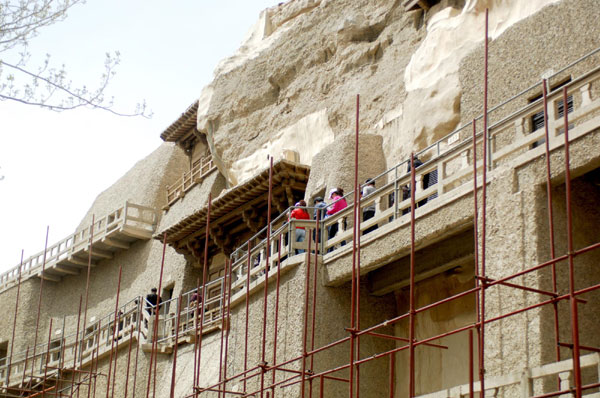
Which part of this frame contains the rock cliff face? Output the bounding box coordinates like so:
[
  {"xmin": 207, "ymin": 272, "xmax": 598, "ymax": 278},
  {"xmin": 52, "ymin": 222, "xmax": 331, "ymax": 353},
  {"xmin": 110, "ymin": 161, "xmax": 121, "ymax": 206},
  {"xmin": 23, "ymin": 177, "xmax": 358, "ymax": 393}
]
[{"xmin": 194, "ymin": 0, "xmax": 561, "ymax": 186}]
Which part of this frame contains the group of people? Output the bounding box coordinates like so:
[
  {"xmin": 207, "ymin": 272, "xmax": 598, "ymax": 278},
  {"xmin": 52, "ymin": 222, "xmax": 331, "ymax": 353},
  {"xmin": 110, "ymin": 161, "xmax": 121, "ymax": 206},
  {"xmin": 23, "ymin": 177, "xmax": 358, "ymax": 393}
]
[
  {"xmin": 143, "ymin": 181, "xmax": 380, "ymax": 320},
  {"xmin": 145, "ymin": 287, "xmax": 203, "ymax": 316},
  {"xmin": 288, "ymin": 179, "xmax": 379, "ymax": 254}
]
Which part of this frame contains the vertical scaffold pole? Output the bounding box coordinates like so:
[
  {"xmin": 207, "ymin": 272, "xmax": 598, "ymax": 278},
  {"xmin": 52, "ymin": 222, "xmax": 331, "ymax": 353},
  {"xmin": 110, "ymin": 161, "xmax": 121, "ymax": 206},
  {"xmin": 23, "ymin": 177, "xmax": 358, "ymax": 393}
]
[
  {"xmin": 349, "ymin": 93, "xmax": 360, "ymax": 398},
  {"xmin": 106, "ymin": 265, "xmax": 123, "ymax": 398},
  {"xmin": 79, "ymin": 215, "xmax": 96, "ymax": 397},
  {"xmin": 472, "ymin": 118, "xmax": 480, "ymax": 324},
  {"xmin": 218, "ymin": 261, "xmax": 229, "ymax": 398},
  {"xmin": 193, "ymin": 277, "xmax": 201, "ymax": 393},
  {"xmin": 41, "ymin": 318, "xmax": 53, "ymax": 395},
  {"xmin": 309, "ymin": 228, "xmax": 319, "ymax": 398},
  {"xmin": 355, "ymin": 93, "xmax": 362, "ymax": 398},
  {"xmin": 271, "ymin": 235, "xmax": 283, "ymax": 398},
  {"xmin": 562, "ymin": 86, "xmax": 582, "ymax": 398},
  {"xmin": 408, "ymin": 153, "xmax": 417, "ymax": 398},
  {"xmin": 132, "ymin": 300, "xmax": 142, "ymax": 398},
  {"xmin": 195, "ymin": 194, "xmax": 212, "ymax": 395},
  {"xmin": 20, "ymin": 346, "xmax": 30, "ymax": 388},
  {"xmin": 260, "ymin": 156, "xmax": 274, "ymax": 398},
  {"xmin": 478, "ymin": 9, "xmax": 489, "ymax": 396},
  {"xmin": 124, "ymin": 325, "xmax": 135, "ymax": 398},
  {"xmin": 542, "ymin": 79, "xmax": 562, "ymax": 371},
  {"xmin": 223, "ymin": 258, "xmax": 234, "ymax": 397},
  {"xmin": 7, "ymin": 250, "xmax": 24, "ymax": 387},
  {"xmin": 469, "ymin": 329, "xmax": 474, "ymax": 398},
  {"xmin": 170, "ymin": 294, "xmax": 183, "ymax": 398},
  {"xmin": 70, "ymin": 296, "xmax": 83, "ymax": 395},
  {"xmin": 90, "ymin": 319, "xmax": 102, "ymax": 398},
  {"xmin": 111, "ymin": 310, "xmax": 123, "ymax": 398},
  {"xmin": 243, "ymin": 240, "xmax": 251, "ymax": 394},
  {"xmin": 471, "ymin": 118, "xmax": 482, "ymax": 396},
  {"xmin": 30, "ymin": 226, "xmax": 50, "ymax": 385},
  {"xmin": 146, "ymin": 233, "xmax": 167, "ymax": 398},
  {"xmin": 301, "ymin": 235, "xmax": 313, "ymax": 398}
]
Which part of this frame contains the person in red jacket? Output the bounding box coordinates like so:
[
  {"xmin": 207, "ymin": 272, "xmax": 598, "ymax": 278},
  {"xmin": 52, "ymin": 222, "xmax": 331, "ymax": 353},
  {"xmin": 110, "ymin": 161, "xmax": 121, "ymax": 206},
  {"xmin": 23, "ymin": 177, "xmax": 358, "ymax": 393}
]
[{"xmin": 290, "ymin": 200, "xmax": 310, "ymax": 254}]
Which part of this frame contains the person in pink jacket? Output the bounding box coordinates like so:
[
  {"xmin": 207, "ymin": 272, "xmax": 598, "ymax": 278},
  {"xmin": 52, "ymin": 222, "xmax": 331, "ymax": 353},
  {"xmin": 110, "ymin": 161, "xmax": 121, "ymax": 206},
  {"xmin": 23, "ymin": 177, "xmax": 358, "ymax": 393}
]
[{"xmin": 326, "ymin": 188, "xmax": 347, "ymax": 246}]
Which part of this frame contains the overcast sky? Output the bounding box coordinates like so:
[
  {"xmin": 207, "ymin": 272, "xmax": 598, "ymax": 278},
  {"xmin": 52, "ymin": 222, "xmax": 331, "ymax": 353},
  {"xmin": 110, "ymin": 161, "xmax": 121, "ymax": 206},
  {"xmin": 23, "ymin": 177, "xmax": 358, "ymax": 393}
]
[{"xmin": 0, "ymin": 0, "xmax": 280, "ymax": 272}]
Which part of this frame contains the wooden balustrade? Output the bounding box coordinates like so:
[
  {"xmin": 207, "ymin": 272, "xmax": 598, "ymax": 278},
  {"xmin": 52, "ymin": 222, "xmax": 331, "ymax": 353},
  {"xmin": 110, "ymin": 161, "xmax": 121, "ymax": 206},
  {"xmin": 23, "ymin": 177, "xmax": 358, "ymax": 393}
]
[
  {"xmin": 165, "ymin": 155, "xmax": 217, "ymax": 207},
  {"xmin": 0, "ymin": 202, "xmax": 159, "ymax": 293},
  {"xmin": 416, "ymin": 353, "xmax": 600, "ymax": 398}
]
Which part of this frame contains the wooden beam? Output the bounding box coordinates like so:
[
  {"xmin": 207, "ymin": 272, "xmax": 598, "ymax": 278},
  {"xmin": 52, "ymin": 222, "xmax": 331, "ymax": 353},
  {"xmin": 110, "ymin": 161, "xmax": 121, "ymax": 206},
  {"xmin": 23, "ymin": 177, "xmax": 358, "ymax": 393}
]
[
  {"xmin": 101, "ymin": 237, "xmax": 130, "ymax": 250},
  {"xmin": 53, "ymin": 265, "xmax": 81, "ymax": 276},
  {"xmin": 87, "ymin": 248, "xmax": 113, "ymax": 260},
  {"xmin": 62, "ymin": 256, "xmax": 96, "ymax": 268},
  {"xmin": 403, "ymin": 0, "xmax": 430, "ymax": 11},
  {"xmin": 39, "ymin": 272, "xmax": 61, "ymax": 282}
]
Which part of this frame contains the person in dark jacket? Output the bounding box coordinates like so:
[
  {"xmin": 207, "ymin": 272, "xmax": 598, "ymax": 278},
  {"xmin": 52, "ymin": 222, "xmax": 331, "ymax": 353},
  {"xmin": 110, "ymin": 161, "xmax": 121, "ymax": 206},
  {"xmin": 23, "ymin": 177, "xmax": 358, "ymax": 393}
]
[
  {"xmin": 362, "ymin": 178, "xmax": 378, "ymax": 234},
  {"xmin": 145, "ymin": 287, "xmax": 161, "ymax": 314}
]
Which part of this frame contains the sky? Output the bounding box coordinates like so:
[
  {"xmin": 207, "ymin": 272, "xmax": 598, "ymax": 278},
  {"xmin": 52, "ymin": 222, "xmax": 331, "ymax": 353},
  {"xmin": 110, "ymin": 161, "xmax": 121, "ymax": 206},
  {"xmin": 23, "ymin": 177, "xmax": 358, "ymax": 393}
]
[{"xmin": 0, "ymin": 0, "xmax": 281, "ymax": 272}]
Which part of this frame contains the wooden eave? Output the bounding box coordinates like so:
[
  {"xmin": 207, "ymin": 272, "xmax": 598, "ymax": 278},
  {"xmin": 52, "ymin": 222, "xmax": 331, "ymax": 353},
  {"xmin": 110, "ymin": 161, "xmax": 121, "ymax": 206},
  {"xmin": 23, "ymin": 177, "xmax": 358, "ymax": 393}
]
[
  {"xmin": 157, "ymin": 160, "xmax": 310, "ymax": 247},
  {"xmin": 160, "ymin": 101, "xmax": 199, "ymax": 143},
  {"xmin": 403, "ymin": 0, "xmax": 431, "ymax": 11}
]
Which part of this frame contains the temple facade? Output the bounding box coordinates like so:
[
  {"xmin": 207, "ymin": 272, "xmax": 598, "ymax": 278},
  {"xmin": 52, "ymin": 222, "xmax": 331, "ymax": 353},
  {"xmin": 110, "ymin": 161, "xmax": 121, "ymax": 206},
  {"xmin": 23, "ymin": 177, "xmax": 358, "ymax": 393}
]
[{"xmin": 1, "ymin": 0, "xmax": 600, "ymax": 397}]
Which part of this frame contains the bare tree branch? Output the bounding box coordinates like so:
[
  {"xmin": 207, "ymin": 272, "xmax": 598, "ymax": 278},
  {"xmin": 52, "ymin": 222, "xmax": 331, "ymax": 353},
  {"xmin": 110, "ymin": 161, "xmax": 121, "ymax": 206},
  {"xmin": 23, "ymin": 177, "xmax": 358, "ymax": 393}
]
[{"xmin": 0, "ymin": 0, "xmax": 150, "ymax": 117}]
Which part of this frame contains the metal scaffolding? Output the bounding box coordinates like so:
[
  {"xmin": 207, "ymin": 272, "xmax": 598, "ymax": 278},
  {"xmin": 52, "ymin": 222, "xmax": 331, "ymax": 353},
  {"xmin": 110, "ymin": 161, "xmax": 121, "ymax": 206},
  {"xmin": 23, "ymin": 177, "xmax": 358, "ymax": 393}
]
[{"xmin": 2, "ymin": 9, "xmax": 600, "ymax": 398}]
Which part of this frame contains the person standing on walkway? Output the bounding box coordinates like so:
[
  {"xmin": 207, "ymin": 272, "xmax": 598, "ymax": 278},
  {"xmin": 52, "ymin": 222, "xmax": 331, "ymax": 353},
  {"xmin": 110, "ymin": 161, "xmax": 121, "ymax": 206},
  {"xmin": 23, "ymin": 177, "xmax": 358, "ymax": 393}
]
[
  {"xmin": 362, "ymin": 178, "xmax": 378, "ymax": 234},
  {"xmin": 326, "ymin": 188, "xmax": 347, "ymax": 248},
  {"xmin": 290, "ymin": 200, "xmax": 310, "ymax": 254}
]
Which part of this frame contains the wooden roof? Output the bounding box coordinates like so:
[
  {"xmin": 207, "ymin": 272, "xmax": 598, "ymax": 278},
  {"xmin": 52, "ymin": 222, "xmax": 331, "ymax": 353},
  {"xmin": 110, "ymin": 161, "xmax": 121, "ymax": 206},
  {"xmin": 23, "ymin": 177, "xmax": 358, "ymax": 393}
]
[
  {"xmin": 160, "ymin": 101, "xmax": 198, "ymax": 142},
  {"xmin": 403, "ymin": 0, "xmax": 434, "ymax": 11},
  {"xmin": 159, "ymin": 160, "xmax": 310, "ymax": 247}
]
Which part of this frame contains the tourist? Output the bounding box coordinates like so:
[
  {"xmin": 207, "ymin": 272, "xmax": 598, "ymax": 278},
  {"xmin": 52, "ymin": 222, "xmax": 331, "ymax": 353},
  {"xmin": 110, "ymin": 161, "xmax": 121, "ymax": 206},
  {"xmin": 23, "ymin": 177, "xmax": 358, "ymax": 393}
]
[
  {"xmin": 403, "ymin": 156, "xmax": 425, "ymax": 214},
  {"xmin": 313, "ymin": 196, "xmax": 327, "ymax": 221},
  {"xmin": 362, "ymin": 178, "xmax": 378, "ymax": 234},
  {"xmin": 290, "ymin": 200, "xmax": 310, "ymax": 254},
  {"xmin": 146, "ymin": 287, "xmax": 160, "ymax": 314},
  {"xmin": 326, "ymin": 188, "xmax": 347, "ymax": 251},
  {"xmin": 190, "ymin": 289, "xmax": 201, "ymax": 307}
]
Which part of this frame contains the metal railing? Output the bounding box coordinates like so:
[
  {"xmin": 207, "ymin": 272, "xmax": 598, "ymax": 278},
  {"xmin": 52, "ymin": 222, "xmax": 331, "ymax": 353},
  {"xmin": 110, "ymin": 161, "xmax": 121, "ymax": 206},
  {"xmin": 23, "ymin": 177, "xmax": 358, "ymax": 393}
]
[
  {"xmin": 141, "ymin": 277, "xmax": 226, "ymax": 345},
  {"xmin": 0, "ymin": 276, "xmax": 230, "ymax": 388},
  {"xmin": 227, "ymin": 46, "xmax": 600, "ymax": 289},
  {"xmin": 0, "ymin": 297, "xmax": 141, "ymax": 388}
]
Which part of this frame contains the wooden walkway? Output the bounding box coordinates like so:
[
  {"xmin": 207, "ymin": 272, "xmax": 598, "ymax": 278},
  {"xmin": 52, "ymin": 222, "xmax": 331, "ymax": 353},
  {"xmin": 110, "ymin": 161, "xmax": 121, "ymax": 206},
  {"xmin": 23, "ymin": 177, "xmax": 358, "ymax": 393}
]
[{"xmin": 0, "ymin": 202, "xmax": 159, "ymax": 292}]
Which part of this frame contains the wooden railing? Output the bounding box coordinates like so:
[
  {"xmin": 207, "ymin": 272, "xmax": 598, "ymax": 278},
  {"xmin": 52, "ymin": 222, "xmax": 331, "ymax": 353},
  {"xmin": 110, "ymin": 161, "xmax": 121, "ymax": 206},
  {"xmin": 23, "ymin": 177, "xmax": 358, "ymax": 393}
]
[
  {"xmin": 0, "ymin": 202, "xmax": 159, "ymax": 293},
  {"xmin": 165, "ymin": 155, "xmax": 217, "ymax": 207}
]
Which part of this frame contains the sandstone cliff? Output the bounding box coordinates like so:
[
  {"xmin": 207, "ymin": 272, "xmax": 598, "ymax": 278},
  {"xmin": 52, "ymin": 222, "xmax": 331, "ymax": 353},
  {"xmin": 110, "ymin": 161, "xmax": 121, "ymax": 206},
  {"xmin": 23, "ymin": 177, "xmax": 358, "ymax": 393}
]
[{"xmin": 193, "ymin": 0, "xmax": 561, "ymax": 186}]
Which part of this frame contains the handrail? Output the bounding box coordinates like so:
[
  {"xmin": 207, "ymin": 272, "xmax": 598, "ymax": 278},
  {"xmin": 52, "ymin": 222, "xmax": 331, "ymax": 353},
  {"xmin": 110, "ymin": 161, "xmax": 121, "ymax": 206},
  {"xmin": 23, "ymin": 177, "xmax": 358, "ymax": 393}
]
[
  {"xmin": 415, "ymin": 353, "xmax": 600, "ymax": 398},
  {"xmin": 227, "ymin": 45, "xmax": 600, "ymax": 280}
]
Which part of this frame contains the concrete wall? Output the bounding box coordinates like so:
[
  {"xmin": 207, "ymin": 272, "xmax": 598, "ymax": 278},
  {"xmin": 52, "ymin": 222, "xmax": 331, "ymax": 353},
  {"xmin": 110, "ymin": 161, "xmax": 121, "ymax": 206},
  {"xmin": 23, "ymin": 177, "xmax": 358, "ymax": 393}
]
[{"xmin": 395, "ymin": 265, "xmax": 477, "ymax": 396}]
